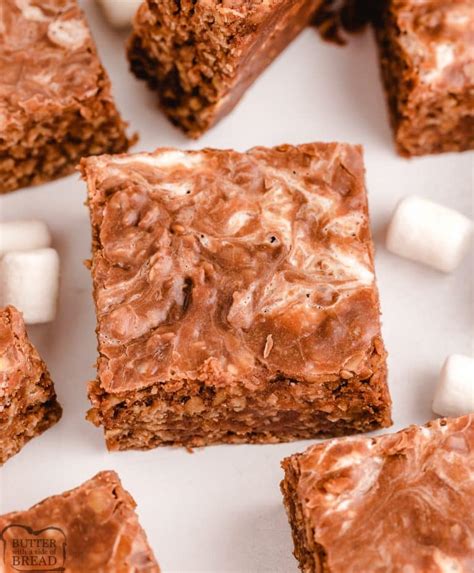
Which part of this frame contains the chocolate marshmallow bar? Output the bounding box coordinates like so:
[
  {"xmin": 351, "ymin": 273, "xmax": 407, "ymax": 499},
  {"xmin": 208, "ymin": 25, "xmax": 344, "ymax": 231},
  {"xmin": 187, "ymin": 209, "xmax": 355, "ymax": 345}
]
[
  {"xmin": 281, "ymin": 414, "xmax": 474, "ymax": 573},
  {"xmin": 127, "ymin": 0, "xmax": 322, "ymax": 137},
  {"xmin": 0, "ymin": 306, "xmax": 62, "ymax": 465},
  {"xmin": 0, "ymin": 471, "xmax": 160, "ymax": 572},
  {"xmin": 82, "ymin": 143, "xmax": 391, "ymax": 450},
  {"xmin": 0, "ymin": 0, "xmax": 134, "ymax": 194},
  {"xmin": 374, "ymin": 0, "xmax": 474, "ymax": 156}
]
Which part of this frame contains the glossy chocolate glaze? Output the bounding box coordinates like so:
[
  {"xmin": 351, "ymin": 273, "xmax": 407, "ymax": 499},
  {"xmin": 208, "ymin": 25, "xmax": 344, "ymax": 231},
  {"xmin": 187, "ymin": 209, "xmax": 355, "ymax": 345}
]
[
  {"xmin": 83, "ymin": 143, "xmax": 383, "ymax": 394},
  {"xmin": 1, "ymin": 0, "xmax": 106, "ymax": 128},
  {"xmin": 0, "ymin": 471, "xmax": 160, "ymax": 572},
  {"xmin": 282, "ymin": 415, "xmax": 474, "ymax": 572},
  {"xmin": 393, "ymin": 0, "xmax": 474, "ymax": 91}
]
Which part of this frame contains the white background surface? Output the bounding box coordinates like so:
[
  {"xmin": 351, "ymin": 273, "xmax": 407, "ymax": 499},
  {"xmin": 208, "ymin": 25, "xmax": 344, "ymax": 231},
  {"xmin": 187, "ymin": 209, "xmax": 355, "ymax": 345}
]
[{"xmin": 0, "ymin": 2, "xmax": 473, "ymax": 571}]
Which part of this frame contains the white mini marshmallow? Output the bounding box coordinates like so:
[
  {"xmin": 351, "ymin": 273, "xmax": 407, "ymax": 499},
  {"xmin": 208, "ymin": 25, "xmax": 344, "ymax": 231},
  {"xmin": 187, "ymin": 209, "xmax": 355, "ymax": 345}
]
[
  {"xmin": 386, "ymin": 196, "xmax": 473, "ymax": 272},
  {"xmin": 0, "ymin": 248, "xmax": 60, "ymax": 324},
  {"xmin": 0, "ymin": 220, "xmax": 51, "ymax": 256},
  {"xmin": 97, "ymin": 0, "xmax": 142, "ymax": 28},
  {"xmin": 432, "ymin": 354, "xmax": 474, "ymax": 417}
]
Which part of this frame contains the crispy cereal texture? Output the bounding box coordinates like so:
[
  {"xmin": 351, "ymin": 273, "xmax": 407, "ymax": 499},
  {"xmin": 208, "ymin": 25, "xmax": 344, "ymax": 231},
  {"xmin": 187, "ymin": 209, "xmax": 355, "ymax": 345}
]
[
  {"xmin": 0, "ymin": 0, "xmax": 134, "ymax": 194},
  {"xmin": 374, "ymin": 0, "xmax": 474, "ymax": 156},
  {"xmin": 82, "ymin": 143, "xmax": 391, "ymax": 450},
  {"xmin": 281, "ymin": 415, "xmax": 474, "ymax": 572},
  {"xmin": 127, "ymin": 0, "xmax": 322, "ymax": 137},
  {"xmin": 0, "ymin": 306, "xmax": 62, "ymax": 465},
  {"xmin": 0, "ymin": 471, "xmax": 160, "ymax": 572}
]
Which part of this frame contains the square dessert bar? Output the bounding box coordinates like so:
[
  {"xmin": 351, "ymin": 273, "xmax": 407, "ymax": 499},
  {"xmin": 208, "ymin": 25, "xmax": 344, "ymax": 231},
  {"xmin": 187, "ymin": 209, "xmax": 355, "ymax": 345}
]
[
  {"xmin": 281, "ymin": 414, "xmax": 474, "ymax": 573},
  {"xmin": 127, "ymin": 0, "xmax": 322, "ymax": 137},
  {"xmin": 0, "ymin": 471, "xmax": 160, "ymax": 572},
  {"xmin": 0, "ymin": 0, "xmax": 134, "ymax": 194},
  {"xmin": 0, "ymin": 306, "xmax": 62, "ymax": 465},
  {"xmin": 373, "ymin": 0, "xmax": 474, "ymax": 157},
  {"xmin": 82, "ymin": 142, "xmax": 391, "ymax": 450}
]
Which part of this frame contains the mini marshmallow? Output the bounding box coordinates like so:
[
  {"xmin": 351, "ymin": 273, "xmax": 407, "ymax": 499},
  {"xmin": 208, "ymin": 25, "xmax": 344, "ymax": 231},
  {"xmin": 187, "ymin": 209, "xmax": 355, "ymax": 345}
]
[
  {"xmin": 432, "ymin": 354, "xmax": 474, "ymax": 417},
  {"xmin": 0, "ymin": 220, "xmax": 51, "ymax": 256},
  {"xmin": 386, "ymin": 196, "xmax": 473, "ymax": 272},
  {"xmin": 0, "ymin": 248, "xmax": 60, "ymax": 324},
  {"xmin": 97, "ymin": 0, "xmax": 142, "ymax": 28}
]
